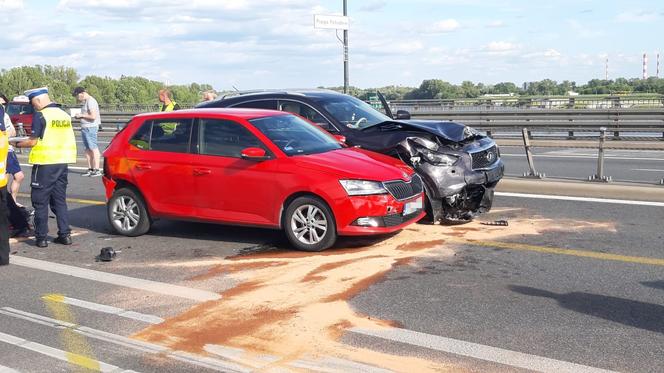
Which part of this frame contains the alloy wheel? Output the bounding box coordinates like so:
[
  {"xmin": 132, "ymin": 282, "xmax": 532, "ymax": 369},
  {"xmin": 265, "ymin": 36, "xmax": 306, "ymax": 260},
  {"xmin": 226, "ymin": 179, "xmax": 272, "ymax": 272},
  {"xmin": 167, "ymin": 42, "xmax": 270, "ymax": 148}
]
[
  {"xmin": 290, "ymin": 204, "xmax": 328, "ymax": 245},
  {"xmin": 111, "ymin": 196, "xmax": 141, "ymax": 232}
]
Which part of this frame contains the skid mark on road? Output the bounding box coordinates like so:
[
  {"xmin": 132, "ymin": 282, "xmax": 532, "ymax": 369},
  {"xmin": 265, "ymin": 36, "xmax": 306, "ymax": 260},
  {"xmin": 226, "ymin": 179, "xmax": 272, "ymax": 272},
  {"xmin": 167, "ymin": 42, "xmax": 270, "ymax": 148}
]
[{"xmin": 132, "ymin": 215, "xmax": 616, "ymax": 372}]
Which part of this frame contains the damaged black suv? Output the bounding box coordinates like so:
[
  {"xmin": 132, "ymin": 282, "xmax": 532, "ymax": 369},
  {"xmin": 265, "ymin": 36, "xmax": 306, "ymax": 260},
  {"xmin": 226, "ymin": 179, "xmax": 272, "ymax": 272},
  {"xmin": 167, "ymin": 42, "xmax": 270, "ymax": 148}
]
[{"xmin": 197, "ymin": 89, "xmax": 504, "ymax": 224}]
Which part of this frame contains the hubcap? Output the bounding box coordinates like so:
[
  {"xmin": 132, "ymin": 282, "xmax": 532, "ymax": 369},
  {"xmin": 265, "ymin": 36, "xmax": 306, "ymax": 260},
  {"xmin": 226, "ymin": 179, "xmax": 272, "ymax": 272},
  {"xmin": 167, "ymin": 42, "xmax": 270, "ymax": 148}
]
[
  {"xmin": 291, "ymin": 204, "xmax": 328, "ymax": 245},
  {"xmin": 111, "ymin": 196, "xmax": 140, "ymax": 232}
]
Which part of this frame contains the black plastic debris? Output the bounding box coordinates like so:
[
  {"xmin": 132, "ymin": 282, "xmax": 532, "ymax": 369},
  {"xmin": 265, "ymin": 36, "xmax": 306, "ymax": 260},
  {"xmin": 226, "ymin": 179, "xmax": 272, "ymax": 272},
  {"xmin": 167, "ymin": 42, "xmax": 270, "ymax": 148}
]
[
  {"xmin": 480, "ymin": 220, "xmax": 509, "ymax": 226},
  {"xmin": 97, "ymin": 247, "xmax": 117, "ymax": 262}
]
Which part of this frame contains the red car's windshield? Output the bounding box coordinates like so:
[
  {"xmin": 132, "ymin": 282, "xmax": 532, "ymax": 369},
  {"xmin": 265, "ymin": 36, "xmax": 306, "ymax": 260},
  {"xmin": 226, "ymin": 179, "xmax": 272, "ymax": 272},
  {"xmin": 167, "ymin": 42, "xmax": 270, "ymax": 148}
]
[{"xmin": 250, "ymin": 114, "xmax": 342, "ymax": 156}]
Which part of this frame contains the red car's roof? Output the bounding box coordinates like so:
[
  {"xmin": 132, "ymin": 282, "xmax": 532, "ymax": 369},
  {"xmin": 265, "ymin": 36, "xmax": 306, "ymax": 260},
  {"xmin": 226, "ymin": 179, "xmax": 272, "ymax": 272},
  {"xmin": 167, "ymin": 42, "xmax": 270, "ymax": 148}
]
[{"xmin": 134, "ymin": 108, "xmax": 288, "ymax": 120}]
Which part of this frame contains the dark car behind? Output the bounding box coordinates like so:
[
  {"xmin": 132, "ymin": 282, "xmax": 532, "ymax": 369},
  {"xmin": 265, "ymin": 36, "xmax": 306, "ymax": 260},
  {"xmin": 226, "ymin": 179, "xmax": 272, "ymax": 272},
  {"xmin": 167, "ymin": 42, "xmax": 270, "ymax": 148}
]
[{"xmin": 197, "ymin": 89, "xmax": 504, "ymax": 224}]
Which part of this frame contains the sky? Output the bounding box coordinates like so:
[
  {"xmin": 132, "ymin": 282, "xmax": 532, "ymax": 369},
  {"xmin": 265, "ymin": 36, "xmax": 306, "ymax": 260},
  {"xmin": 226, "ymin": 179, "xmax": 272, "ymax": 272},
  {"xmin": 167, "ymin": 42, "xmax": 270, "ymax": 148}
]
[{"xmin": 0, "ymin": 0, "xmax": 662, "ymax": 90}]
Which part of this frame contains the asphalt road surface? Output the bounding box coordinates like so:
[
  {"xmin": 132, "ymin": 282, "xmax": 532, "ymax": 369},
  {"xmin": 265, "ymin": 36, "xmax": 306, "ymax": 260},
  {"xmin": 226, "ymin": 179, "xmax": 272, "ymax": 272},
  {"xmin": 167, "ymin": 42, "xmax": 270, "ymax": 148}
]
[{"xmin": 0, "ymin": 164, "xmax": 662, "ymax": 372}]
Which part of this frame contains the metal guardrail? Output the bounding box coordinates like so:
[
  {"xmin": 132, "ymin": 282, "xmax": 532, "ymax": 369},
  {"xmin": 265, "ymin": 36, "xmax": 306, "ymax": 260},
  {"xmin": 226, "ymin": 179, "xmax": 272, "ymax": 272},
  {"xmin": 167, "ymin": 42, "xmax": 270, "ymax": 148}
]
[{"xmin": 97, "ymin": 108, "xmax": 664, "ymax": 140}]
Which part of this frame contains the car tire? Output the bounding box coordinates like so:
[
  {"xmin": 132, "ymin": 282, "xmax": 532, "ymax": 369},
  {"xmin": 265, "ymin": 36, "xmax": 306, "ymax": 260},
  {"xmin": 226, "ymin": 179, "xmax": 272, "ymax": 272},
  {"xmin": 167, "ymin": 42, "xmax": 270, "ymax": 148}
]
[
  {"xmin": 108, "ymin": 187, "xmax": 151, "ymax": 237},
  {"xmin": 283, "ymin": 196, "xmax": 336, "ymax": 252}
]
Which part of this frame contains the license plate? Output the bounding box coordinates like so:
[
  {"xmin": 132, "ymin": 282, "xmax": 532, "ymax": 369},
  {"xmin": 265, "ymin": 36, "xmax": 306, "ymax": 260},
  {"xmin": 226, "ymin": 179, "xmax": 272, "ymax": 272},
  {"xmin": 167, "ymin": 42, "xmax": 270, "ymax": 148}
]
[
  {"xmin": 486, "ymin": 167, "xmax": 502, "ymax": 182},
  {"xmin": 403, "ymin": 197, "xmax": 423, "ymax": 215}
]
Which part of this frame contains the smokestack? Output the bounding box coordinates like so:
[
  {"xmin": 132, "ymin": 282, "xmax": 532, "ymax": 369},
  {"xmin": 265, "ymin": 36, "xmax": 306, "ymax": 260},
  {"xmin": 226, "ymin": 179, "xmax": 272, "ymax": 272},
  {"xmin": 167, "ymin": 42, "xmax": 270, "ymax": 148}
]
[
  {"xmin": 605, "ymin": 57, "xmax": 608, "ymax": 80},
  {"xmin": 643, "ymin": 53, "xmax": 648, "ymax": 79},
  {"xmin": 657, "ymin": 53, "xmax": 660, "ymax": 78}
]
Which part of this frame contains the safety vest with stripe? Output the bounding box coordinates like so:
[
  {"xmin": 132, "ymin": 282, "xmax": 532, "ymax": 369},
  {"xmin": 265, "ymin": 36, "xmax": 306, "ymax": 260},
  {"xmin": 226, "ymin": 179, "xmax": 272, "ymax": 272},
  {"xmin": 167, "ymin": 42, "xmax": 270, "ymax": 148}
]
[
  {"xmin": 0, "ymin": 128, "xmax": 8, "ymax": 188},
  {"xmin": 28, "ymin": 107, "xmax": 77, "ymax": 165},
  {"xmin": 161, "ymin": 101, "xmax": 178, "ymax": 112}
]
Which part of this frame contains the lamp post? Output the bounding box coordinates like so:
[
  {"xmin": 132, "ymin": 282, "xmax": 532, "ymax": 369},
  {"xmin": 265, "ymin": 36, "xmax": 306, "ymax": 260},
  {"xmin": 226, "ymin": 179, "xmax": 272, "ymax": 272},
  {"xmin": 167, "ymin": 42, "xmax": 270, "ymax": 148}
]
[{"xmin": 343, "ymin": 0, "xmax": 349, "ymax": 94}]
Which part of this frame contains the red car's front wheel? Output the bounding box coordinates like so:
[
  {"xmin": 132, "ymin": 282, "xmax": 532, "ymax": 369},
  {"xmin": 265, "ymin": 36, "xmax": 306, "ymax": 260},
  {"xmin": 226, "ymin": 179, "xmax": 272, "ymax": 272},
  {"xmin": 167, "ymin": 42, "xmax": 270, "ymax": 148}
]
[{"xmin": 284, "ymin": 196, "xmax": 337, "ymax": 252}]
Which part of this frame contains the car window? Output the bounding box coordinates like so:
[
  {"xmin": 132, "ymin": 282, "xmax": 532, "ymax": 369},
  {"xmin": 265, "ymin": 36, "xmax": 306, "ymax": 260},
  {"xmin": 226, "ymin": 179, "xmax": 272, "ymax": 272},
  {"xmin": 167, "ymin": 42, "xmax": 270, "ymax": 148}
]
[
  {"xmin": 249, "ymin": 114, "xmax": 342, "ymax": 156},
  {"xmin": 128, "ymin": 118, "xmax": 193, "ymax": 153},
  {"xmin": 232, "ymin": 100, "xmax": 277, "ymax": 110},
  {"xmin": 278, "ymin": 100, "xmax": 338, "ymax": 133},
  {"xmin": 7, "ymin": 103, "xmax": 33, "ymax": 116},
  {"xmin": 310, "ymin": 95, "xmax": 391, "ymax": 129},
  {"xmin": 198, "ymin": 118, "xmax": 266, "ymax": 158}
]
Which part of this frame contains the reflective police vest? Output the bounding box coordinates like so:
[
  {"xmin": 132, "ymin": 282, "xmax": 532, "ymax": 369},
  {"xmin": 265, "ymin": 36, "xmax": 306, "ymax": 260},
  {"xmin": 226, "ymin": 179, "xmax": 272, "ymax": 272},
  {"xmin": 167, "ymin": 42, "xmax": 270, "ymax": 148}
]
[
  {"xmin": 161, "ymin": 101, "xmax": 177, "ymax": 112},
  {"xmin": 0, "ymin": 128, "xmax": 8, "ymax": 188},
  {"xmin": 28, "ymin": 107, "xmax": 77, "ymax": 165}
]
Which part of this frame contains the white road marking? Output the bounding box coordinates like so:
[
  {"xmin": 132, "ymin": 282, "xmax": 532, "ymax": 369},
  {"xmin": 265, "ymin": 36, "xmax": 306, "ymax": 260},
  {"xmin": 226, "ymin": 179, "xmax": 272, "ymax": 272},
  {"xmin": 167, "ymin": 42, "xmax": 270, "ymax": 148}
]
[
  {"xmin": 631, "ymin": 168, "xmax": 664, "ymax": 172},
  {"xmin": 10, "ymin": 256, "xmax": 221, "ymax": 302},
  {"xmin": 351, "ymin": 327, "xmax": 618, "ymax": 373},
  {"xmin": 0, "ymin": 364, "xmax": 20, "ymax": 373},
  {"xmin": 0, "ymin": 331, "xmax": 137, "ymax": 373},
  {"xmin": 0, "ymin": 308, "xmax": 249, "ymax": 373},
  {"xmin": 41, "ymin": 295, "xmax": 164, "ymax": 324},
  {"xmin": 501, "ymin": 154, "xmax": 664, "ymax": 161},
  {"xmin": 495, "ymin": 192, "xmax": 664, "ymax": 207}
]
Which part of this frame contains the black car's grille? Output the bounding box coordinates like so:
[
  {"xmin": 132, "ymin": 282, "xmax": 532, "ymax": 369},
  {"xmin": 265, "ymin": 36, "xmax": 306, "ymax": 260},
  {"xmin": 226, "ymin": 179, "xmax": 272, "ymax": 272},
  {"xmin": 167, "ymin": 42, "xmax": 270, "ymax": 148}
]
[
  {"xmin": 471, "ymin": 145, "xmax": 499, "ymax": 170},
  {"xmin": 382, "ymin": 211, "xmax": 422, "ymax": 227},
  {"xmin": 383, "ymin": 174, "xmax": 423, "ymax": 201}
]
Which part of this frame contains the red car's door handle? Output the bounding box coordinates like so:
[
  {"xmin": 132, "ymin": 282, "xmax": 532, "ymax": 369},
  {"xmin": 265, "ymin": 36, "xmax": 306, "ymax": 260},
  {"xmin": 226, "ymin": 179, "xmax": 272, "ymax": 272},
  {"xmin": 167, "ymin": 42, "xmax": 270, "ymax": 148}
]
[
  {"xmin": 135, "ymin": 163, "xmax": 152, "ymax": 170},
  {"xmin": 193, "ymin": 168, "xmax": 212, "ymax": 176}
]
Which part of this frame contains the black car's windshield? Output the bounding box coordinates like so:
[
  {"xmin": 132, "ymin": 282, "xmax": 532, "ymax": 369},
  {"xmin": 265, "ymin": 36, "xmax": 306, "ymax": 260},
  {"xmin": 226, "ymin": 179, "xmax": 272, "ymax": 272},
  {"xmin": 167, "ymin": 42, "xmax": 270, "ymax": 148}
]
[
  {"xmin": 250, "ymin": 114, "xmax": 342, "ymax": 156},
  {"xmin": 311, "ymin": 95, "xmax": 391, "ymax": 130}
]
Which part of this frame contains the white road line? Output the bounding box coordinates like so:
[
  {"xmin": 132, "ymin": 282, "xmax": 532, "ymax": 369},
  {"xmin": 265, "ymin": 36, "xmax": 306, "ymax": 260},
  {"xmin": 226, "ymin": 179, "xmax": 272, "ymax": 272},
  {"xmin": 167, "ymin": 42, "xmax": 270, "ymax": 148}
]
[
  {"xmin": 351, "ymin": 328, "xmax": 618, "ymax": 373},
  {"xmin": 10, "ymin": 256, "xmax": 221, "ymax": 302},
  {"xmin": 495, "ymin": 192, "xmax": 664, "ymax": 207},
  {"xmin": 41, "ymin": 295, "xmax": 164, "ymax": 324},
  {"xmin": 0, "ymin": 364, "xmax": 20, "ymax": 373},
  {"xmin": 0, "ymin": 331, "xmax": 137, "ymax": 373},
  {"xmin": 501, "ymin": 154, "xmax": 664, "ymax": 161},
  {"xmin": 0, "ymin": 308, "xmax": 250, "ymax": 373},
  {"xmin": 631, "ymin": 168, "xmax": 664, "ymax": 172}
]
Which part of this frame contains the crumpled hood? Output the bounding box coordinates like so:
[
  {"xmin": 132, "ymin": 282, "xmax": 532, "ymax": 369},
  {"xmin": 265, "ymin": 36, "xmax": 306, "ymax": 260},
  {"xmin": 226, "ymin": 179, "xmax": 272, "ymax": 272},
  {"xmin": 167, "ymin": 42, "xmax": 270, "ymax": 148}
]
[{"xmin": 397, "ymin": 119, "xmax": 481, "ymax": 142}]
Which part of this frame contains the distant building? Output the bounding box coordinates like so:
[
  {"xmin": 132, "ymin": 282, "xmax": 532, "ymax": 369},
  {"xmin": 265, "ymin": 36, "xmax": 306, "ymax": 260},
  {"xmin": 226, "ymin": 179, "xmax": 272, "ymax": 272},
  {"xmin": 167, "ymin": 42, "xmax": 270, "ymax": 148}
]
[
  {"xmin": 567, "ymin": 91, "xmax": 579, "ymax": 96},
  {"xmin": 481, "ymin": 93, "xmax": 515, "ymax": 97}
]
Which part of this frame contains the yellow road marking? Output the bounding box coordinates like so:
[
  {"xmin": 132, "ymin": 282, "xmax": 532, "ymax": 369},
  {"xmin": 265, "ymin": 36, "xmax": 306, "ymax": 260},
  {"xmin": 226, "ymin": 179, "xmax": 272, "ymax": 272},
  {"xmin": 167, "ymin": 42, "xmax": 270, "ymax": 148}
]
[
  {"xmin": 18, "ymin": 193, "xmax": 105, "ymax": 205},
  {"xmin": 450, "ymin": 238, "xmax": 664, "ymax": 266},
  {"xmin": 42, "ymin": 293, "xmax": 101, "ymax": 372}
]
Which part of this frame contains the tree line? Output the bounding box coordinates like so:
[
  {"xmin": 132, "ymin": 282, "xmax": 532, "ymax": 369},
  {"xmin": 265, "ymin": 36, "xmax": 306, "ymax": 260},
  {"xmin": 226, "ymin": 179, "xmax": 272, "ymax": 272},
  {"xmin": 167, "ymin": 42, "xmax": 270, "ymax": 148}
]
[
  {"xmin": 1, "ymin": 65, "xmax": 663, "ymax": 106},
  {"xmin": 0, "ymin": 65, "xmax": 213, "ymax": 106}
]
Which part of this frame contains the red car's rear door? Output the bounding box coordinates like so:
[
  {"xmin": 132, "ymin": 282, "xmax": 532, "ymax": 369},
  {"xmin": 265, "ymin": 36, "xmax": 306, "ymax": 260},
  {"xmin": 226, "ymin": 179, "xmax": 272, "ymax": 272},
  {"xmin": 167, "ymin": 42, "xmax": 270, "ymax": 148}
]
[{"xmin": 126, "ymin": 118, "xmax": 195, "ymax": 217}]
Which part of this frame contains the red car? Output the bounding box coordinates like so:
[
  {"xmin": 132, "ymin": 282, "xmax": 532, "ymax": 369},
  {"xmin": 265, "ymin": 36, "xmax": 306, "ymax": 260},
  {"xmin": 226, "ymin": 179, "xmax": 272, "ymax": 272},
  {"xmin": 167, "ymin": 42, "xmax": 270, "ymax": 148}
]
[
  {"xmin": 5, "ymin": 97, "xmax": 34, "ymax": 134},
  {"xmin": 102, "ymin": 109, "xmax": 425, "ymax": 251}
]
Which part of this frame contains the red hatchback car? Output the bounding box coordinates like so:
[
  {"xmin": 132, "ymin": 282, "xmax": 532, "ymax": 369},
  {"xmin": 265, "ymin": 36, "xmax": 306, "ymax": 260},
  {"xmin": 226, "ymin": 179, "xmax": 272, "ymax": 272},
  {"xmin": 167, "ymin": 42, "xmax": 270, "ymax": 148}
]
[{"xmin": 103, "ymin": 109, "xmax": 425, "ymax": 251}]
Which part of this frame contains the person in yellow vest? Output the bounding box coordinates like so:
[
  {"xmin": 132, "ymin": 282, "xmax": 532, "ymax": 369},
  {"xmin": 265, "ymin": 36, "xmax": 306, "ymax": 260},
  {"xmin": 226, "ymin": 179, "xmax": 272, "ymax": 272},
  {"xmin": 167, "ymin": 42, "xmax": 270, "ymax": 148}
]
[
  {"xmin": 0, "ymin": 102, "xmax": 9, "ymax": 265},
  {"xmin": 12, "ymin": 87, "xmax": 77, "ymax": 248},
  {"xmin": 158, "ymin": 88, "xmax": 180, "ymax": 112}
]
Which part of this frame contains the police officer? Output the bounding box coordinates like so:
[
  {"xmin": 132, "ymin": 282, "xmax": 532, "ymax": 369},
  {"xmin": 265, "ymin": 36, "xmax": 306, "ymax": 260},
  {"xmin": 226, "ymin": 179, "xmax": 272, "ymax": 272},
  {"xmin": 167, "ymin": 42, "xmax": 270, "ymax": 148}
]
[
  {"xmin": 13, "ymin": 87, "xmax": 77, "ymax": 248},
  {"xmin": 158, "ymin": 89, "xmax": 180, "ymax": 112},
  {"xmin": 0, "ymin": 103, "xmax": 10, "ymax": 265}
]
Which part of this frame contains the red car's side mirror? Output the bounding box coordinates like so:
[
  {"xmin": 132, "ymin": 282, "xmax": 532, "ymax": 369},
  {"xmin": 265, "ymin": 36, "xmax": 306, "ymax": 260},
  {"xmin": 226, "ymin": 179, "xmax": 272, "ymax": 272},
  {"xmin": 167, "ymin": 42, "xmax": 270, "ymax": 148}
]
[{"xmin": 240, "ymin": 147, "xmax": 270, "ymax": 161}]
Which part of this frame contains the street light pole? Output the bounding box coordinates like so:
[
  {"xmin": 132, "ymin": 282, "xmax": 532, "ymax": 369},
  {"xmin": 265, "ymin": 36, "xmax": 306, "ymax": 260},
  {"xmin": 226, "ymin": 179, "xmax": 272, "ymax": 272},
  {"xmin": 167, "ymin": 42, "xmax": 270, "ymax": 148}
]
[{"xmin": 343, "ymin": 0, "xmax": 349, "ymax": 94}]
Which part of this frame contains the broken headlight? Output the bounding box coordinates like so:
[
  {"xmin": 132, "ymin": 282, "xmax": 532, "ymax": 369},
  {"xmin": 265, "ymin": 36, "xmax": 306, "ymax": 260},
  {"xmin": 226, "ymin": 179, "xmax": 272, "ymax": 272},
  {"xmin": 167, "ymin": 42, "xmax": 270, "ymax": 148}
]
[{"xmin": 419, "ymin": 148, "xmax": 459, "ymax": 166}]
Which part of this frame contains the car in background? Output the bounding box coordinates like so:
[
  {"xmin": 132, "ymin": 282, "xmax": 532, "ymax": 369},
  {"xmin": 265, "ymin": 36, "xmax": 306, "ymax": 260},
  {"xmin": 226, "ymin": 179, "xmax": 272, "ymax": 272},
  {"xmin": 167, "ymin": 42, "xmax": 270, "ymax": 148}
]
[
  {"xmin": 197, "ymin": 90, "xmax": 504, "ymax": 224},
  {"xmin": 6, "ymin": 96, "xmax": 33, "ymax": 134},
  {"xmin": 102, "ymin": 108, "xmax": 424, "ymax": 251}
]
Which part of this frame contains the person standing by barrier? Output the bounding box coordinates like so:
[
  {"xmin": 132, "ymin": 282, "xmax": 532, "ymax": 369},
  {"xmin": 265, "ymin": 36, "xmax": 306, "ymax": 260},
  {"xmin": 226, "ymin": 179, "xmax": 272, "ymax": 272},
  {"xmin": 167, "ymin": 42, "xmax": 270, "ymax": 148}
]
[
  {"xmin": 12, "ymin": 87, "xmax": 77, "ymax": 248},
  {"xmin": 72, "ymin": 87, "xmax": 102, "ymax": 177},
  {"xmin": 0, "ymin": 102, "xmax": 10, "ymax": 265},
  {"xmin": 202, "ymin": 90, "xmax": 217, "ymax": 102},
  {"xmin": 158, "ymin": 89, "xmax": 180, "ymax": 112}
]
